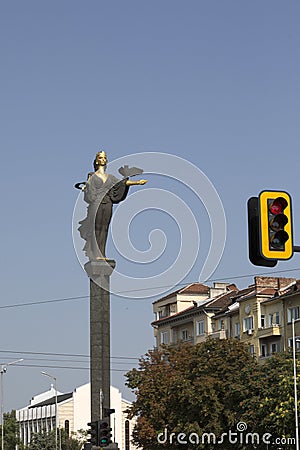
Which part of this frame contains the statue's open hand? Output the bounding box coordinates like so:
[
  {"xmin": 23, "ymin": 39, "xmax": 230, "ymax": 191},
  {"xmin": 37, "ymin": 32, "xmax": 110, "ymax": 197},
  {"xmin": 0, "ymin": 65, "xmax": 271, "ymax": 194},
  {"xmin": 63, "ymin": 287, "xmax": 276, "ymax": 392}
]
[{"xmin": 137, "ymin": 179, "xmax": 148, "ymax": 185}]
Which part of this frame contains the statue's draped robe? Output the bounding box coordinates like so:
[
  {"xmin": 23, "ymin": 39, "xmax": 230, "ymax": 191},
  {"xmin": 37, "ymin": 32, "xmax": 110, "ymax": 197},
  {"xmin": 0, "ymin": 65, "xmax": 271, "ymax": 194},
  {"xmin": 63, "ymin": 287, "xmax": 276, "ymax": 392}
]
[{"xmin": 78, "ymin": 173, "xmax": 129, "ymax": 259}]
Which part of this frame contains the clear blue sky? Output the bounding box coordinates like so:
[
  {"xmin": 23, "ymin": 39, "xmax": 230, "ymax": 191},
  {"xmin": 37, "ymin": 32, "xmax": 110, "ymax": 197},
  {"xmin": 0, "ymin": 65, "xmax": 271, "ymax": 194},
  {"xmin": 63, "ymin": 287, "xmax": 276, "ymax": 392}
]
[{"xmin": 1, "ymin": 1, "xmax": 300, "ymax": 411}]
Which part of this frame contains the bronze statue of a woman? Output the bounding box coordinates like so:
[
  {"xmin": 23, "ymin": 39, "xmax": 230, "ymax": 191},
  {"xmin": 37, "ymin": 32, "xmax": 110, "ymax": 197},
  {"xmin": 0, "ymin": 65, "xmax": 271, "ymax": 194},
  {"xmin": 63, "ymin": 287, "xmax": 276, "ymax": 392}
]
[{"xmin": 77, "ymin": 151, "xmax": 147, "ymax": 260}]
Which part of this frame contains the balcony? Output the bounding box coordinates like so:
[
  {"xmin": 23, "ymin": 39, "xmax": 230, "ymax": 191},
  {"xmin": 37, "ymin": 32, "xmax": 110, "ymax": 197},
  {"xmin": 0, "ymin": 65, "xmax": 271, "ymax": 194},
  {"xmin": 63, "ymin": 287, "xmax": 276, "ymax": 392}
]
[
  {"xmin": 208, "ymin": 330, "xmax": 227, "ymax": 340},
  {"xmin": 181, "ymin": 336, "xmax": 194, "ymax": 344},
  {"xmin": 257, "ymin": 325, "xmax": 281, "ymax": 338},
  {"xmin": 195, "ymin": 334, "xmax": 207, "ymax": 344}
]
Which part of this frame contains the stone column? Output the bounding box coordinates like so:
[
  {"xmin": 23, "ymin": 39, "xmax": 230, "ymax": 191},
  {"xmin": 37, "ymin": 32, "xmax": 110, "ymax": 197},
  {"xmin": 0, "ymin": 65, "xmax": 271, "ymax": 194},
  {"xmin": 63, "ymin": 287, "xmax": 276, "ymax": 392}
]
[{"xmin": 85, "ymin": 259, "xmax": 116, "ymax": 422}]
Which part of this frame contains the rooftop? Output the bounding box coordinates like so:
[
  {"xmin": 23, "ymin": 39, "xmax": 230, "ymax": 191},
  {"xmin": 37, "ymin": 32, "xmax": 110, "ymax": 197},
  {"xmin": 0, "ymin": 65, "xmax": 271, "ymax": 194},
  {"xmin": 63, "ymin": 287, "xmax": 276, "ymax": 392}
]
[{"xmin": 152, "ymin": 283, "xmax": 210, "ymax": 304}]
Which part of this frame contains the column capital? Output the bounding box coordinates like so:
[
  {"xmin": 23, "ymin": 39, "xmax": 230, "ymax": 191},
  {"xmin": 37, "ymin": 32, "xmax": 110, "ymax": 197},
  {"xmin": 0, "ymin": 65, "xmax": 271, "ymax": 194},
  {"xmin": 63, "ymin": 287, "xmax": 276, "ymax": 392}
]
[{"xmin": 84, "ymin": 260, "xmax": 116, "ymax": 279}]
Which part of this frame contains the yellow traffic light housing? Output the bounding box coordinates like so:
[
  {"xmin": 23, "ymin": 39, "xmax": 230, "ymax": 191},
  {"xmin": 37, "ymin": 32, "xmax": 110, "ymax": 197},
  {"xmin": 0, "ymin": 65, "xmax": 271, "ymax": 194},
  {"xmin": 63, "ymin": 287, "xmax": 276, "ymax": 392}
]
[{"xmin": 259, "ymin": 190, "xmax": 293, "ymax": 260}]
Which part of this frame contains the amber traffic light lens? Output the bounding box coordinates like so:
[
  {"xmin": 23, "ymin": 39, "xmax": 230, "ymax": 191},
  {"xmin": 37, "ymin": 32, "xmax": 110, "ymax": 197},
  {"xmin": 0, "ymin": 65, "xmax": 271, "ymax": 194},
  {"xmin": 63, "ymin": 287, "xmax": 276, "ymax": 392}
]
[{"xmin": 270, "ymin": 214, "xmax": 288, "ymax": 232}]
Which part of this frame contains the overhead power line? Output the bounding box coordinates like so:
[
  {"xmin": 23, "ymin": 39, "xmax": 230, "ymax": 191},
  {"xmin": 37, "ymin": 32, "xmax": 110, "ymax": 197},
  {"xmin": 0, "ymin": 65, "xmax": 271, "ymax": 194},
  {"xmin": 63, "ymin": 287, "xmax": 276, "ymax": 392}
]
[
  {"xmin": 0, "ymin": 356, "xmax": 137, "ymax": 365},
  {"xmin": 10, "ymin": 363, "xmax": 131, "ymax": 372},
  {"xmin": 0, "ymin": 295, "xmax": 89, "ymax": 310},
  {"xmin": 0, "ymin": 266, "xmax": 299, "ymax": 310},
  {"xmin": 0, "ymin": 349, "xmax": 139, "ymax": 360}
]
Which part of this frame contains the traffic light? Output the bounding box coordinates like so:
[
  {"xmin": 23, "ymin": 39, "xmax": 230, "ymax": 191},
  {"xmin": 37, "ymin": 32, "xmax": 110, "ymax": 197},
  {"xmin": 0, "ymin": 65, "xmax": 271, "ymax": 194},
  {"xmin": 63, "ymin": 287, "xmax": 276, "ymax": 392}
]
[
  {"xmin": 259, "ymin": 191, "xmax": 293, "ymax": 260},
  {"xmin": 87, "ymin": 420, "xmax": 99, "ymax": 445},
  {"xmin": 98, "ymin": 418, "xmax": 112, "ymax": 447},
  {"xmin": 247, "ymin": 190, "xmax": 293, "ymax": 266}
]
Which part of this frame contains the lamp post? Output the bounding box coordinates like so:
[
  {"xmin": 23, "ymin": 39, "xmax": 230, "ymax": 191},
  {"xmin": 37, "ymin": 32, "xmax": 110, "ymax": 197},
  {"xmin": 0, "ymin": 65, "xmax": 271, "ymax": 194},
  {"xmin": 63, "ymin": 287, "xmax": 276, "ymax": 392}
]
[
  {"xmin": 1, "ymin": 359, "xmax": 23, "ymax": 450},
  {"xmin": 292, "ymin": 318, "xmax": 299, "ymax": 450},
  {"xmin": 41, "ymin": 371, "xmax": 57, "ymax": 450}
]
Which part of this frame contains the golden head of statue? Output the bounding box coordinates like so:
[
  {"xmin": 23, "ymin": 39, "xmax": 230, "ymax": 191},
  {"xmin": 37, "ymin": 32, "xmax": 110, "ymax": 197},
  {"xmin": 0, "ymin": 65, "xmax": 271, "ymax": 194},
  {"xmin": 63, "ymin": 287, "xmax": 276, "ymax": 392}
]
[{"xmin": 94, "ymin": 151, "xmax": 107, "ymax": 171}]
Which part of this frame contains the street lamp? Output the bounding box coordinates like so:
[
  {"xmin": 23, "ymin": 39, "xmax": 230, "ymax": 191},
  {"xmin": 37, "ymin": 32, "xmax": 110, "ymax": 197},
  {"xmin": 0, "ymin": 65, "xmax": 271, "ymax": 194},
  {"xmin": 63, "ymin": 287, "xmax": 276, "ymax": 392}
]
[
  {"xmin": 1, "ymin": 359, "xmax": 23, "ymax": 450},
  {"xmin": 292, "ymin": 318, "xmax": 299, "ymax": 450},
  {"xmin": 41, "ymin": 371, "xmax": 58, "ymax": 450}
]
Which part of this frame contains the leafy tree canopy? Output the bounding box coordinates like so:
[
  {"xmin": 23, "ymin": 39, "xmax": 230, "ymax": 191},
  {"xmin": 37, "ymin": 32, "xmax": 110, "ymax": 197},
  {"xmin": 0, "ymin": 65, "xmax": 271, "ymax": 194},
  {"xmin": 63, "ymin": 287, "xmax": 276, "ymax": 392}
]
[
  {"xmin": 0, "ymin": 410, "xmax": 25, "ymax": 450},
  {"xmin": 28, "ymin": 428, "xmax": 83, "ymax": 450},
  {"xmin": 126, "ymin": 339, "xmax": 299, "ymax": 450}
]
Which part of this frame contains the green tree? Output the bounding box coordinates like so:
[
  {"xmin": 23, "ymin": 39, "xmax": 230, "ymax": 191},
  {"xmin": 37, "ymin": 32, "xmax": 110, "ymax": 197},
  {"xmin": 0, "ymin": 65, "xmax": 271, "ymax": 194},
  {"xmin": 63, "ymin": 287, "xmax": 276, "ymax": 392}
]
[
  {"xmin": 241, "ymin": 352, "xmax": 300, "ymax": 449},
  {"xmin": 126, "ymin": 339, "xmax": 261, "ymax": 449},
  {"xmin": 28, "ymin": 430, "xmax": 56, "ymax": 450},
  {"xmin": 29, "ymin": 428, "xmax": 83, "ymax": 450},
  {"xmin": 0, "ymin": 410, "xmax": 25, "ymax": 450}
]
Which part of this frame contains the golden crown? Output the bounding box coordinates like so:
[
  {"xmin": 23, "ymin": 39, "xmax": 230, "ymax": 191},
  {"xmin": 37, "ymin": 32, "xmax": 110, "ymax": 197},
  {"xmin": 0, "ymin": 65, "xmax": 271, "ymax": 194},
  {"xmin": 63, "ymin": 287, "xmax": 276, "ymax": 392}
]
[{"xmin": 96, "ymin": 151, "xmax": 107, "ymax": 158}]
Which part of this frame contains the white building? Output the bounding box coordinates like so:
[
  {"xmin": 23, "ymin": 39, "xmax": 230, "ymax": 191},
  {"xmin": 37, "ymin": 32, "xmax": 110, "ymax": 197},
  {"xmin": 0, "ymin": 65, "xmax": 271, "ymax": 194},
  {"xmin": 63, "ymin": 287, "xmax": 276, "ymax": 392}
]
[{"xmin": 16, "ymin": 382, "xmax": 136, "ymax": 450}]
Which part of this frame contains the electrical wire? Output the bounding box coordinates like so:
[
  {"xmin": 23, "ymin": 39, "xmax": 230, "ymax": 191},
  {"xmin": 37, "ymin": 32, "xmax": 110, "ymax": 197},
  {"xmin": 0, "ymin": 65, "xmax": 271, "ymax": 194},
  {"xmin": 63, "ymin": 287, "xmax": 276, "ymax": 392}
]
[
  {"xmin": 0, "ymin": 356, "xmax": 137, "ymax": 365},
  {"xmin": 0, "ymin": 349, "xmax": 139, "ymax": 360},
  {"xmin": 0, "ymin": 266, "xmax": 299, "ymax": 310},
  {"xmin": 9, "ymin": 363, "xmax": 131, "ymax": 372},
  {"xmin": 0, "ymin": 295, "xmax": 89, "ymax": 310}
]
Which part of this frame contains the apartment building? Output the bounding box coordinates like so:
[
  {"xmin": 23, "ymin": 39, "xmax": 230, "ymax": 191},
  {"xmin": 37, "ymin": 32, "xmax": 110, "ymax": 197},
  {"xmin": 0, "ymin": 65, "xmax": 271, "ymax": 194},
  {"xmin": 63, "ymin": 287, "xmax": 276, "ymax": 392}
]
[
  {"xmin": 152, "ymin": 282, "xmax": 242, "ymax": 346},
  {"xmin": 152, "ymin": 276, "xmax": 300, "ymax": 359}
]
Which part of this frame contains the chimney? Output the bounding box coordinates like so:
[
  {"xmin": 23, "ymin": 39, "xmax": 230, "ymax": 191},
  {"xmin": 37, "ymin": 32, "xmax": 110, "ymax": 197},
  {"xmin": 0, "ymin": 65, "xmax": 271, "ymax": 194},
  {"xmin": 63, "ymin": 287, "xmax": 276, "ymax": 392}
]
[{"xmin": 254, "ymin": 276, "xmax": 296, "ymax": 290}]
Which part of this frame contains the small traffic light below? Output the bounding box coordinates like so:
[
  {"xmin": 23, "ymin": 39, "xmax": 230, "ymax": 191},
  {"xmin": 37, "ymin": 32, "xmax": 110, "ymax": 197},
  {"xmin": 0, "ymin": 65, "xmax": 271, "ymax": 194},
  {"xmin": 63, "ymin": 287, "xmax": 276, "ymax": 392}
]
[
  {"xmin": 99, "ymin": 419, "xmax": 112, "ymax": 447},
  {"xmin": 87, "ymin": 420, "xmax": 99, "ymax": 445},
  {"xmin": 259, "ymin": 191, "xmax": 293, "ymax": 260}
]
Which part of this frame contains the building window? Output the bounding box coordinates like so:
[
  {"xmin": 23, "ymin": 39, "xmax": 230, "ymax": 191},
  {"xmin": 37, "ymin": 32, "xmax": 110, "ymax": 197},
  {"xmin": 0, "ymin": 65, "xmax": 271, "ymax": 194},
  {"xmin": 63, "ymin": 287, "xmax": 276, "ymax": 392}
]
[
  {"xmin": 181, "ymin": 329, "xmax": 189, "ymax": 341},
  {"xmin": 271, "ymin": 343, "xmax": 279, "ymax": 354},
  {"xmin": 269, "ymin": 312, "xmax": 280, "ymax": 326},
  {"xmin": 125, "ymin": 420, "xmax": 130, "ymax": 450},
  {"xmin": 172, "ymin": 329, "xmax": 177, "ymax": 343},
  {"xmin": 261, "ymin": 315, "xmax": 265, "ymax": 328},
  {"xmin": 196, "ymin": 320, "xmax": 205, "ymax": 336},
  {"xmin": 218, "ymin": 319, "xmax": 224, "ymax": 331},
  {"xmin": 261, "ymin": 344, "xmax": 267, "ymax": 357},
  {"xmin": 64, "ymin": 420, "xmax": 69, "ymax": 436},
  {"xmin": 288, "ymin": 307, "xmax": 299, "ymax": 322},
  {"xmin": 161, "ymin": 331, "xmax": 168, "ymax": 344},
  {"xmin": 249, "ymin": 345, "xmax": 255, "ymax": 356},
  {"xmin": 288, "ymin": 337, "xmax": 300, "ymax": 349},
  {"xmin": 243, "ymin": 316, "xmax": 254, "ymax": 332},
  {"xmin": 234, "ymin": 322, "xmax": 240, "ymax": 338}
]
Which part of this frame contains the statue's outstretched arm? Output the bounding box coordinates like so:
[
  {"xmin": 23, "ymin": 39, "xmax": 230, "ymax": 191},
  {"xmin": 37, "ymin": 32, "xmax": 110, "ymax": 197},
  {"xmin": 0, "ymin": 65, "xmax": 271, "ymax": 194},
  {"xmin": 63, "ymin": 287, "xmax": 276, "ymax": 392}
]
[{"xmin": 126, "ymin": 179, "xmax": 148, "ymax": 186}]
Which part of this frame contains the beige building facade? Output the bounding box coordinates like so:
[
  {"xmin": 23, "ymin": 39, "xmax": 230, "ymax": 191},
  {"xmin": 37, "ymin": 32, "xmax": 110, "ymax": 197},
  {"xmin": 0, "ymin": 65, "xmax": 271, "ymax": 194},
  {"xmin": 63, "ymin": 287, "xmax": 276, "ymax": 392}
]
[
  {"xmin": 152, "ymin": 277, "xmax": 300, "ymax": 360},
  {"xmin": 152, "ymin": 282, "xmax": 238, "ymax": 347}
]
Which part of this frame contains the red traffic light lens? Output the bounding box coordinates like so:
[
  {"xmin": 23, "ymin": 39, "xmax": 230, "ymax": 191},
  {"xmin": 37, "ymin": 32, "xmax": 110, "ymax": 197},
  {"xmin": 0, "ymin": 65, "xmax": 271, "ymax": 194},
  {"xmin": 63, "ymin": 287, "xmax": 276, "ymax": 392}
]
[{"xmin": 269, "ymin": 197, "xmax": 288, "ymax": 215}]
